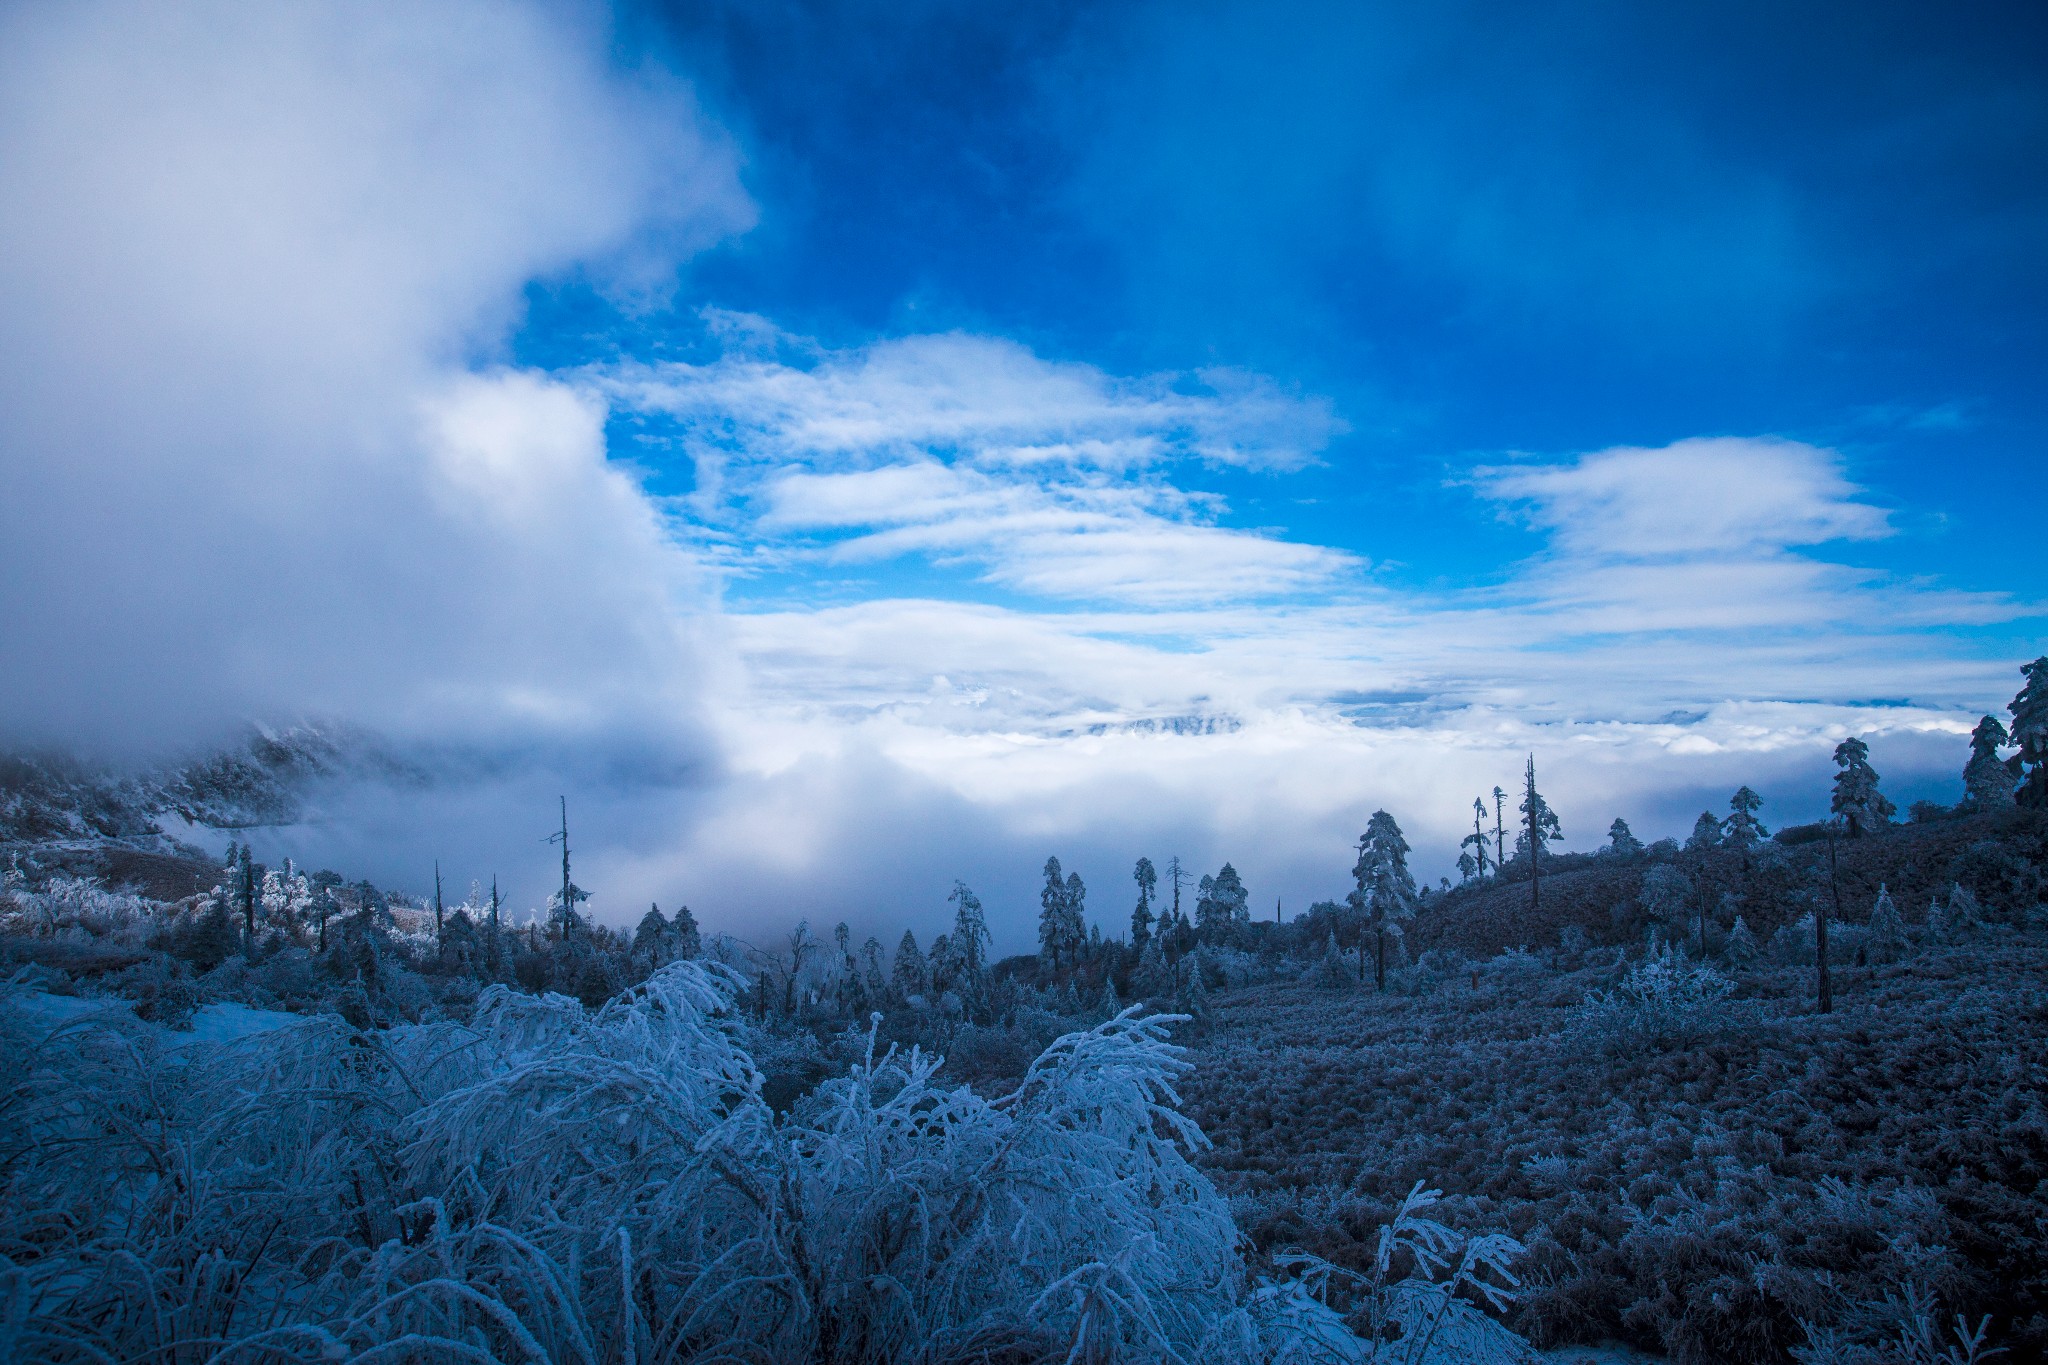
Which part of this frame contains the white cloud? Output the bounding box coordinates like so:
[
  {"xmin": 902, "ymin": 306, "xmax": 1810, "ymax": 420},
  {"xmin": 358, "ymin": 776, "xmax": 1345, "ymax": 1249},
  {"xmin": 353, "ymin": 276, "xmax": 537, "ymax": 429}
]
[
  {"xmin": 594, "ymin": 325, "xmax": 1354, "ymax": 606},
  {"xmin": 1476, "ymin": 437, "xmax": 1890, "ymax": 557},
  {"xmin": 0, "ymin": 6, "xmax": 2028, "ymax": 947},
  {"xmin": 0, "ymin": 0, "xmax": 751, "ymax": 754}
]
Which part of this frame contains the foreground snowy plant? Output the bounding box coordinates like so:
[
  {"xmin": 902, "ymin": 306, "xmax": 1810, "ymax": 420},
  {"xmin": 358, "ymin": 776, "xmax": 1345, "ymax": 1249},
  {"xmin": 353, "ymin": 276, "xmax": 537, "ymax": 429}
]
[
  {"xmin": 1574, "ymin": 945, "xmax": 1739, "ymax": 1050},
  {"xmin": 1267, "ymin": 1183, "xmax": 1527, "ymax": 1365},
  {"xmin": 2, "ymin": 968, "xmax": 1439, "ymax": 1362}
]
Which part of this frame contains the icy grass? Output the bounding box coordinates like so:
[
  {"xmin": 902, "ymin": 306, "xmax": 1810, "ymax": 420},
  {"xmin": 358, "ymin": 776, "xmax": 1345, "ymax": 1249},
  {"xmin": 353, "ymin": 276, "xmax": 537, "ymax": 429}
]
[
  {"xmin": 1186, "ymin": 936, "xmax": 2048, "ymax": 1363},
  {"xmin": 0, "ymin": 963, "xmax": 1517, "ymax": 1363}
]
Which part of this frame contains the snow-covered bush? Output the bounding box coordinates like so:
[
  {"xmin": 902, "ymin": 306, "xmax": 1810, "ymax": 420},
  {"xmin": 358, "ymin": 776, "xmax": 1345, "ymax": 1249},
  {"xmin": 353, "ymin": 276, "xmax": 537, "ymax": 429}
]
[
  {"xmin": 0, "ymin": 873, "xmax": 160, "ymax": 941},
  {"xmin": 0, "ymin": 965, "xmax": 1365, "ymax": 1363},
  {"xmin": 1272, "ymin": 1183, "xmax": 1526, "ymax": 1364},
  {"xmin": 1866, "ymin": 885, "xmax": 1909, "ymax": 963},
  {"xmin": 1574, "ymin": 946, "xmax": 1737, "ymax": 1049}
]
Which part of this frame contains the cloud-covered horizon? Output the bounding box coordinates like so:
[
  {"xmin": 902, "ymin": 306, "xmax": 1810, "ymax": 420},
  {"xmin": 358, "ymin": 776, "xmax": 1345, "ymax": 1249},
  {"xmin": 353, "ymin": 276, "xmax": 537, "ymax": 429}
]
[{"xmin": 0, "ymin": 0, "xmax": 2038, "ymax": 954}]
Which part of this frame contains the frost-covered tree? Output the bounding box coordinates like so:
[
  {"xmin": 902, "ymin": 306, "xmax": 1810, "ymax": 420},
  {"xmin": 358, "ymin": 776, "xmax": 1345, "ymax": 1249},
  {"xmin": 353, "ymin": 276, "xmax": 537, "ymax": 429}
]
[
  {"xmin": 1640, "ymin": 864, "xmax": 1695, "ymax": 937},
  {"xmin": 673, "ymin": 902, "xmax": 702, "ymax": 960},
  {"xmin": 1517, "ymin": 757, "xmax": 1563, "ymax": 911},
  {"xmin": 1686, "ymin": 810, "xmax": 1724, "ymax": 853},
  {"xmin": 948, "ymin": 880, "xmax": 990, "ymax": 980},
  {"xmin": 1195, "ymin": 864, "xmax": 1248, "ymax": 941},
  {"xmin": 1962, "ymin": 715, "xmax": 2016, "ymax": 810},
  {"xmin": 1830, "ymin": 736, "xmax": 1896, "ymax": 837},
  {"xmin": 1351, "ymin": 810, "xmax": 1418, "ymax": 991},
  {"xmin": 632, "ymin": 903, "xmax": 672, "ymax": 965},
  {"xmin": 1725, "ymin": 915, "xmax": 1760, "ymax": 967},
  {"xmin": 1724, "ymin": 786, "xmax": 1768, "ymax": 848},
  {"xmin": 1866, "ymin": 883, "xmax": 1908, "ymax": 963},
  {"xmin": 259, "ymin": 857, "xmax": 312, "ymax": 939},
  {"xmin": 1928, "ymin": 882, "xmax": 1983, "ymax": 943},
  {"xmin": 1456, "ymin": 850, "xmax": 1478, "ymax": 882},
  {"xmin": 2010, "ymin": 656, "xmax": 2048, "ymax": 808},
  {"xmin": 1606, "ymin": 818, "xmax": 1644, "ymax": 858},
  {"xmin": 1038, "ymin": 856, "xmax": 1069, "ymax": 974},
  {"xmin": 893, "ymin": 929, "xmax": 929, "ymax": 999},
  {"xmin": 1461, "ymin": 798, "xmax": 1496, "ymax": 878},
  {"xmin": 1131, "ymin": 856, "xmax": 1157, "ymax": 948},
  {"xmin": 861, "ymin": 936, "xmax": 887, "ymax": 1001},
  {"xmin": 1063, "ymin": 871, "xmax": 1087, "ymax": 963}
]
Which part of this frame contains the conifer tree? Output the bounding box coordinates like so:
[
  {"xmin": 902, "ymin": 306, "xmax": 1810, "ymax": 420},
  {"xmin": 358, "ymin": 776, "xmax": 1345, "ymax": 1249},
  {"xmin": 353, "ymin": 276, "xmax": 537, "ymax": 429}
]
[
  {"xmin": 1725, "ymin": 915, "xmax": 1759, "ymax": 967},
  {"xmin": 1866, "ymin": 883, "xmax": 1907, "ymax": 963},
  {"xmin": 1830, "ymin": 737, "xmax": 1896, "ymax": 837},
  {"xmin": 2010, "ymin": 657, "xmax": 2048, "ymax": 808},
  {"xmin": 1350, "ymin": 810, "xmax": 1418, "ymax": 991},
  {"xmin": 1519, "ymin": 756, "xmax": 1562, "ymax": 911},
  {"xmin": 1461, "ymin": 797, "xmax": 1496, "ymax": 877},
  {"xmin": 1962, "ymin": 715, "xmax": 2015, "ymax": 810},
  {"xmin": 861, "ymin": 937, "xmax": 887, "ymax": 1001},
  {"xmin": 633, "ymin": 903, "xmax": 671, "ymax": 965},
  {"xmin": 1131, "ymin": 856, "xmax": 1157, "ymax": 948},
  {"xmin": 1492, "ymin": 787, "xmax": 1506, "ymax": 864},
  {"xmin": 1606, "ymin": 817, "xmax": 1644, "ymax": 857},
  {"xmin": 1723, "ymin": 786, "xmax": 1768, "ymax": 848},
  {"xmin": 948, "ymin": 881, "xmax": 990, "ymax": 980},
  {"xmin": 1063, "ymin": 871, "xmax": 1087, "ymax": 966},
  {"xmin": 672, "ymin": 903, "xmax": 701, "ymax": 959},
  {"xmin": 1687, "ymin": 811, "xmax": 1724, "ymax": 853},
  {"xmin": 893, "ymin": 929, "xmax": 928, "ymax": 998},
  {"xmin": 1038, "ymin": 857, "xmax": 1067, "ymax": 975}
]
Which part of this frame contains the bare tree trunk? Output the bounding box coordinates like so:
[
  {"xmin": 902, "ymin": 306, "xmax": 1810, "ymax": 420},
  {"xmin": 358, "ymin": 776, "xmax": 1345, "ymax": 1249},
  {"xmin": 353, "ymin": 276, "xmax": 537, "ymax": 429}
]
[
  {"xmin": 1375, "ymin": 928, "xmax": 1386, "ymax": 991},
  {"xmin": 1820, "ymin": 825, "xmax": 1839, "ymax": 1014}
]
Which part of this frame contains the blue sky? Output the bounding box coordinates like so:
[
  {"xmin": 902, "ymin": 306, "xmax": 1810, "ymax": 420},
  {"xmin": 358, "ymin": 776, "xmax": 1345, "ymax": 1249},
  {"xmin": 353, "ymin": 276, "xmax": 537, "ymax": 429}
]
[
  {"xmin": 524, "ymin": 0, "xmax": 2047, "ymax": 601},
  {"xmin": 2, "ymin": 0, "xmax": 2042, "ymax": 945}
]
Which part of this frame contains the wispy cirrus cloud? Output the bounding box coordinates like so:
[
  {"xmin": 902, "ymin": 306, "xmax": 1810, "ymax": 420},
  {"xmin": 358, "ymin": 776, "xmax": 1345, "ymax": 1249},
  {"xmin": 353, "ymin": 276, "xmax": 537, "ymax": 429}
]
[{"xmin": 592, "ymin": 322, "xmax": 1355, "ymax": 605}]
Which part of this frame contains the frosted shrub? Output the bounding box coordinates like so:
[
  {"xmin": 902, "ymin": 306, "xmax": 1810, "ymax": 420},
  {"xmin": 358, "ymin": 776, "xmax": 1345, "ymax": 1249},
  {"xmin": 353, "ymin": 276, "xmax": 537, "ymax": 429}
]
[
  {"xmin": 1271, "ymin": 1183, "xmax": 1526, "ymax": 1365},
  {"xmin": 1, "ymin": 966, "xmax": 1348, "ymax": 1363},
  {"xmin": 0, "ymin": 874, "xmax": 159, "ymax": 941},
  {"xmin": 1866, "ymin": 885, "xmax": 1909, "ymax": 964},
  {"xmin": 1724, "ymin": 915, "xmax": 1761, "ymax": 968},
  {"xmin": 1575, "ymin": 946, "xmax": 1738, "ymax": 1049},
  {"xmin": 1481, "ymin": 948, "xmax": 1544, "ymax": 988},
  {"xmin": 1926, "ymin": 884, "xmax": 1983, "ymax": 944}
]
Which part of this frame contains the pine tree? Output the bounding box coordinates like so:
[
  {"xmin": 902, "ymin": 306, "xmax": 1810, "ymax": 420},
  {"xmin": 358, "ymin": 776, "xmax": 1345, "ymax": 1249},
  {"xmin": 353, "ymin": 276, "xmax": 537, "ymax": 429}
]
[
  {"xmin": 633, "ymin": 903, "xmax": 671, "ymax": 965},
  {"xmin": 1456, "ymin": 850, "xmax": 1478, "ymax": 882},
  {"xmin": 1962, "ymin": 715, "xmax": 2015, "ymax": 810},
  {"xmin": 861, "ymin": 937, "xmax": 888, "ymax": 1001},
  {"xmin": 892, "ymin": 930, "xmax": 928, "ymax": 999},
  {"xmin": 233, "ymin": 842, "xmax": 258, "ymax": 943},
  {"xmin": 1724, "ymin": 787, "xmax": 1768, "ymax": 848},
  {"xmin": 1687, "ymin": 810, "xmax": 1724, "ymax": 853},
  {"xmin": 1062, "ymin": 872, "xmax": 1087, "ymax": 966},
  {"xmin": 1831, "ymin": 737, "xmax": 1896, "ymax": 837},
  {"xmin": 1606, "ymin": 818, "xmax": 1644, "ymax": 857},
  {"xmin": 1866, "ymin": 883, "xmax": 1907, "ymax": 963},
  {"xmin": 1351, "ymin": 810, "xmax": 1418, "ymax": 991},
  {"xmin": 1038, "ymin": 857, "xmax": 1068, "ymax": 975},
  {"xmin": 672, "ymin": 903, "xmax": 701, "ymax": 959},
  {"xmin": 1194, "ymin": 864, "xmax": 1247, "ymax": 941},
  {"xmin": 1725, "ymin": 915, "xmax": 1760, "ymax": 967},
  {"xmin": 1519, "ymin": 756, "xmax": 1562, "ymax": 911},
  {"xmin": 1461, "ymin": 798, "xmax": 1496, "ymax": 877},
  {"xmin": 2009, "ymin": 657, "xmax": 2048, "ymax": 808},
  {"xmin": 1928, "ymin": 882, "xmax": 1983, "ymax": 943},
  {"xmin": 948, "ymin": 881, "xmax": 990, "ymax": 980},
  {"xmin": 1130, "ymin": 856, "xmax": 1157, "ymax": 949}
]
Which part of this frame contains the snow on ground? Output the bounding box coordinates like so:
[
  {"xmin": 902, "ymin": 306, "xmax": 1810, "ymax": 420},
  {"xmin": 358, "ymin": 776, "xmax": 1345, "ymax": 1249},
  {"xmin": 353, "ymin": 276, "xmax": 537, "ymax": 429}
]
[{"xmin": 8, "ymin": 987, "xmax": 301, "ymax": 1045}]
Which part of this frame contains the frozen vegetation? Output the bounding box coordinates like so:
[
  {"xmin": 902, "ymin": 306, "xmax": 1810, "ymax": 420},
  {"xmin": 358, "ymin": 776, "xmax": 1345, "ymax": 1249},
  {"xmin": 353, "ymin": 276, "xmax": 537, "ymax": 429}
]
[{"xmin": 2, "ymin": 656, "xmax": 2046, "ymax": 1361}]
